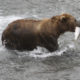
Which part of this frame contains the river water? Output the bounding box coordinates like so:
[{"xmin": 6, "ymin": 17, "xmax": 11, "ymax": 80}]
[{"xmin": 0, "ymin": 0, "xmax": 80, "ymax": 80}]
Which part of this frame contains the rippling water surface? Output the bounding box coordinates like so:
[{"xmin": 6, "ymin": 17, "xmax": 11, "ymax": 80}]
[{"xmin": 0, "ymin": 0, "xmax": 80, "ymax": 80}]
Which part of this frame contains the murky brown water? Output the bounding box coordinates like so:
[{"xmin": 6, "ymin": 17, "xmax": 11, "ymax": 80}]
[{"xmin": 0, "ymin": 0, "xmax": 80, "ymax": 80}]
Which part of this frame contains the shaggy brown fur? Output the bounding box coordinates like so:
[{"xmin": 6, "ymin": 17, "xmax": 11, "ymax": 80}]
[{"xmin": 2, "ymin": 13, "xmax": 77, "ymax": 52}]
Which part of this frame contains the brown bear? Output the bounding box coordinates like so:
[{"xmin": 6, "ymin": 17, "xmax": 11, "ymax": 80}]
[{"xmin": 1, "ymin": 13, "xmax": 79, "ymax": 52}]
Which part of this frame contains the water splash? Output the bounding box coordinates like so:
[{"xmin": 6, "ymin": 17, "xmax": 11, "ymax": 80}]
[
  {"xmin": 13, "ymin": 42, "xmax": 75, "ymax": 59},
  {"xmin": 28, "ymin": 43, "xmax": 75, "ymax": 58}
]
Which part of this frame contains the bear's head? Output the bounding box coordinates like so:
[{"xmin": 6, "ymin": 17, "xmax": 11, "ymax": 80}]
[
  {"xmin": 51, "ymin": 13, "xmax": 80, "ymax": 40},
  {"xmin": 52, "ymin": 13, "xmax": 77, "ymax": 32}
]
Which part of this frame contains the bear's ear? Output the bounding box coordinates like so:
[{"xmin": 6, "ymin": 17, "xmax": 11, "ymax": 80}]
[{"xmin": 60, "ymin": 16, "xmax": 68, "ymax": 22}]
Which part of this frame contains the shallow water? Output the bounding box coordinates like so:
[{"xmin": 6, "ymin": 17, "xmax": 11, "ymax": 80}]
[{"xmin": 0, "ymin": 0, "xmax": 80, "ymax": 80}]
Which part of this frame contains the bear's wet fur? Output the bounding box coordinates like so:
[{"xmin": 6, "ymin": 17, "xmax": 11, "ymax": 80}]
[{"xmin": 2, "ymin": 13, "xmax": 77, "ymax": 52}]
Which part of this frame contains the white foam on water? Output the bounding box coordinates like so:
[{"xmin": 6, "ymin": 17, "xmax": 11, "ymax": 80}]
[
  {"xmin": 27, "ymin": 43, "xmax": 75, "ymax": 58},
  {"xmin": 15, "ymin": 42, "xmax": 75, "ymax": 59}
]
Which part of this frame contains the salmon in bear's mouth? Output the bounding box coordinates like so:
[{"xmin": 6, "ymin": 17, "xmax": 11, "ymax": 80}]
[{"xmin": 75, "ymin": 26, "xmax": 80, "ymax": 40}]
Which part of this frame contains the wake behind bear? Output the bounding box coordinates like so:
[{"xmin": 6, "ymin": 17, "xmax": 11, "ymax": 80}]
[{"xmin": 1, "ymin": 13, "xmax": 80, "ymax": 52}]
